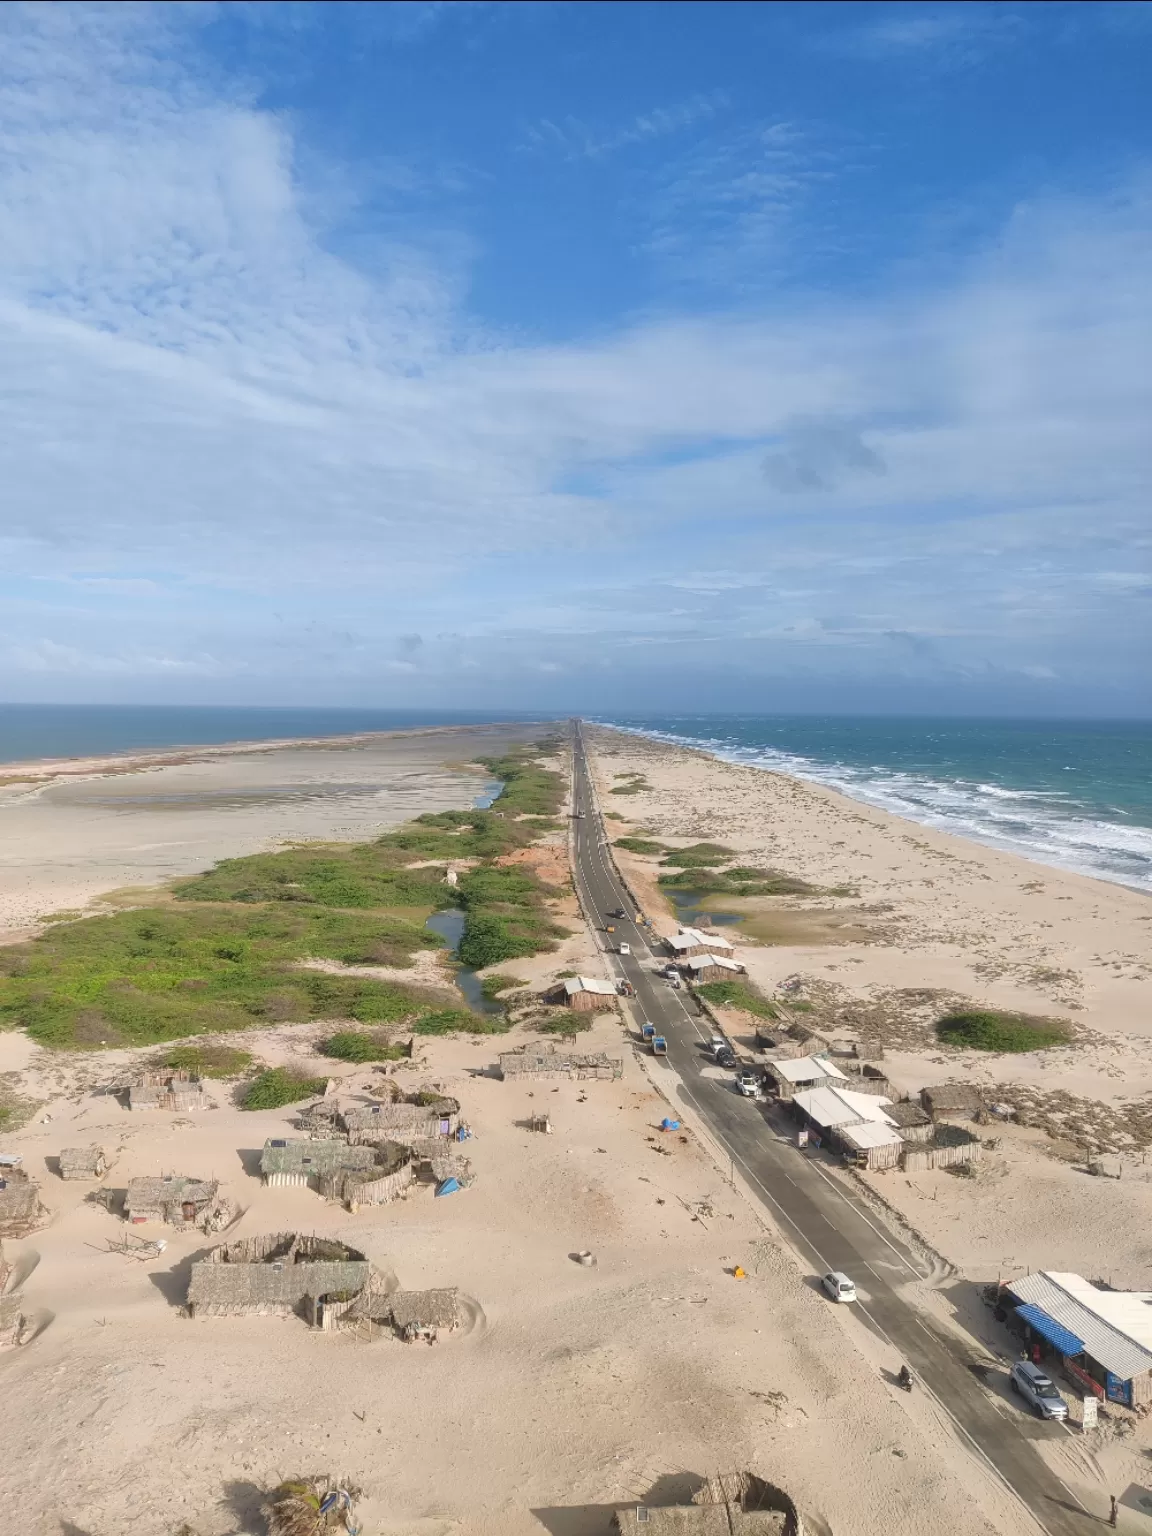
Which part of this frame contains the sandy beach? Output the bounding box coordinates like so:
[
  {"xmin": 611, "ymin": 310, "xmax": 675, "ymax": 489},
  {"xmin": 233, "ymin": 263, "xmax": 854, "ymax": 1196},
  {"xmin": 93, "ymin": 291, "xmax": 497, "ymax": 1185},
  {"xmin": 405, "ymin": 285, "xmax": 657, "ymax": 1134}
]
[
  {"xmin": 1, "ymin": 721, "xmax": 1149, "ymax": 1532},
  {"xmin": 0, "ymin": 725, "xmax": 544, "ymax": 940}
]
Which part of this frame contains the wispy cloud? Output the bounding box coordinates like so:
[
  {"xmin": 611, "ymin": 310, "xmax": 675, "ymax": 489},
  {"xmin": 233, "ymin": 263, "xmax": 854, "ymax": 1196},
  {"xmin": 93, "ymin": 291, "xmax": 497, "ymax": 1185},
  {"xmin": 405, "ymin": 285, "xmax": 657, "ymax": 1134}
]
[
  {"xmin": 0, "ymin": 6, "xmax": 1148, "ymax": 705},
  {"xmin": 518, "ymin": 90, "xmax": 730, "ymax": 161},
  {"xmin": 824, "ymin": 4, "xmax": 1028, "ymax": 67}
]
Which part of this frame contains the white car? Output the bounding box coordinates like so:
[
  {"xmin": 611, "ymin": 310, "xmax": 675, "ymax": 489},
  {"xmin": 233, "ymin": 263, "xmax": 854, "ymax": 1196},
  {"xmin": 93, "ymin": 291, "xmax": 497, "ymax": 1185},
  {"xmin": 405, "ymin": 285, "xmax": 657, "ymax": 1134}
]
[
  {"xmin": 618, "ymin": 942, "xmax": 631, "ymax": 956},
  {"xmin": 821, "ymin": 1271, "xmax": 857, "ymax": 1304},
  {"xmin": 1009, "ymin": 1361, "xmax": 1068, "ymax": 1420}
]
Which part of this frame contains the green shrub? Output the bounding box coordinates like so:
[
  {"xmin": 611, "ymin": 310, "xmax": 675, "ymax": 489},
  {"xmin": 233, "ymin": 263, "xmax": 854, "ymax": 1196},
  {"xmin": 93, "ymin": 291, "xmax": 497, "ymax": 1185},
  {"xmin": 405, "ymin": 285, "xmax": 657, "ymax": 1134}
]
[
  {"xmin": 411, "ymin": 1008, "xmax": 509, "ymax": 1035},
  {"xmin": 537, "ymin": 1011, "xmax": 593, "ymax": 1035},
  {"xmin": 480, "ymin": 973, "xmax": 529, "ymax": 999},
  {"xmin": 319, "ymin": 1030, "xmax": 406, "ymax": 1063},
  {"xmin": 156, "ymin": 1042, "xmax": 254, "ymax": 1078},
  {"xmin": 241, "ymin": 1068, "xmax": 328, "ymax": 1110},
  {"xmin": 658, "ymin": 869, "xmax": 816, "ymax": 896},
  {"xmin": 614, "ymin": 837, "xmax": 665, "ymax": 854},
  {"xmin": 936, "ymin": 1010, "xmax": 1072, "ymax": 1053},
  {"xmin": 694, "ymin": 980, "xmax": 780, "ymax": 1020}
]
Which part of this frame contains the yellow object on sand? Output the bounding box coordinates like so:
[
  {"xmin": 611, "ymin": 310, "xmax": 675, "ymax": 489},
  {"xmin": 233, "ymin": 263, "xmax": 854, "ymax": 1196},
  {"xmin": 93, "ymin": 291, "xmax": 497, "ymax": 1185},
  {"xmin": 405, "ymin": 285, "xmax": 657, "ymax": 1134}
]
[{"xmin": 733, "ymin": 1266, "xmax": 747, "ymax": 1279}]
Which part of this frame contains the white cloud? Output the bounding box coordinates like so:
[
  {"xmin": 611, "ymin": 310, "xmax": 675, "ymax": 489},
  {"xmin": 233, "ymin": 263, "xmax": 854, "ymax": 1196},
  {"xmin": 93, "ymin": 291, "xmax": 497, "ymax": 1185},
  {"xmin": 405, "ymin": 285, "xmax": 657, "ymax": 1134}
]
[{"xmin": 0, "ymin": 6, "xmax": 1148, "ymax": 702}]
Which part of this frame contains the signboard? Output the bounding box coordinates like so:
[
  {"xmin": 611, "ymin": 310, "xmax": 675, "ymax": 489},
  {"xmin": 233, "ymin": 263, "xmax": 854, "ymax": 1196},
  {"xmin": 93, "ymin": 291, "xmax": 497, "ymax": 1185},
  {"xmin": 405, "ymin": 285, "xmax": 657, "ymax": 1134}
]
[
  {"xmin": 1082, "ymin": 1396, "xmax": 1098, "ymax": 1431},
  {"xmin": 797, "ymin": 1130, "xmax": 809, "ymax": 1149}
]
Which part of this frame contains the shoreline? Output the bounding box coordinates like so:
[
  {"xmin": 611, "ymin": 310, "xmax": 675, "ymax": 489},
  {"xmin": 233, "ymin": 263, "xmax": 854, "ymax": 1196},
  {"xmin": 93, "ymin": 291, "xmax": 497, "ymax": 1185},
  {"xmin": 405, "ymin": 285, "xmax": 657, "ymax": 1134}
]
[
  {"xmin": 0, "ymin": 719, "xmax": 554, "ymax": 787},
  {"xmin": 595, "ymin": 718, "xmax": 1152, "ymax": 897}
]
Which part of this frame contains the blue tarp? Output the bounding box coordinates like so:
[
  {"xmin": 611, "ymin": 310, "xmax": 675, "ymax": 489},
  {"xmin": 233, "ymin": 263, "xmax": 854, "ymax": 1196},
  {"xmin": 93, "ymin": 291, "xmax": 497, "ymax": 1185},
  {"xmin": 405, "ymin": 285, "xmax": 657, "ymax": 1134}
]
[
  {"xmin": 435, "ymin": 1177, "xmax": 460, "ymax": 1197},
  {"xmin": 1016, "ymin": 1303, "xmax": 1086, "ymax": 1358}
]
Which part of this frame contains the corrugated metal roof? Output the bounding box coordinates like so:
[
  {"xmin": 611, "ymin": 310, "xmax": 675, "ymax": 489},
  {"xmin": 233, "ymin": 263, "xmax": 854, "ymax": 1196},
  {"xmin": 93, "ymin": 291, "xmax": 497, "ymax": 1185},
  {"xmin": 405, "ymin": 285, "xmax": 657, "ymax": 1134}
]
[
  {"xmin": 792, "ymin": 1086, "xmax": 894, "ymax": 1130},
  {"xmin": 1015, "ymin": 1304, "xmax": 1086, "ymax": 1359},
  {"xmin": 839, "ymin": 1122, "xmax": 903, "ymax": 1150},
  {"xmin": 1007, "ymin": 1273, "xmax": 1152, "ymax": 1381},
  {"xmin": 685, "ymin": 954, "xmax": 742, "ymax": 972},
  {"xmin": 564, "ymin": 975, "xmax": 618, "ymax": 995},
  {"xmin": 770, "ymin": 1055, "xmax": 849, "ymax": 1085}
]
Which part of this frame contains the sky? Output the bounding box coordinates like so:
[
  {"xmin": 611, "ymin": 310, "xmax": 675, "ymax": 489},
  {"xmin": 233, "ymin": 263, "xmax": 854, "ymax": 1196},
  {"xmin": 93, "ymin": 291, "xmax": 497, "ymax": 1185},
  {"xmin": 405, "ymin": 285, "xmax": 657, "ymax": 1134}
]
[{"xmin": 0, "ymin": 0, "xmax": 1150, "ymax": 715}]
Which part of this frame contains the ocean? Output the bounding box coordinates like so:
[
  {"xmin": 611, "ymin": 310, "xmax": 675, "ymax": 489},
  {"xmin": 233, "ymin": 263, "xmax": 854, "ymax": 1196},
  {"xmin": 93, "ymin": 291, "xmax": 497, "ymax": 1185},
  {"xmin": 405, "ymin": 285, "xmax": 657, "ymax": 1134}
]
[
  {"xmin": 0, "ymin": 704, "xmax": 551, "ymax": 764},
  {"xmin": 595, "ymin": 714, "xmax": 1152, "ymax": 894}
]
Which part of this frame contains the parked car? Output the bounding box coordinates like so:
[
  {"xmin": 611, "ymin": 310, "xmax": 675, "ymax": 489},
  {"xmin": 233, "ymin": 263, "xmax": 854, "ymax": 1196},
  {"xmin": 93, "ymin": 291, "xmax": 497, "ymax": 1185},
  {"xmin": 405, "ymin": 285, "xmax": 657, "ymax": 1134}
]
[
  {"xmin": 1009, "ymin": 1361, "xmax": 1068, "ymax": 1421},
  {"xmin": 821, "ymin": 1271, "xmax": 858, "ymax": 1304},
  {"xmin": 715, "ymin": 1047, "xmax": 737, "ymax": 1070},
  {"xmin": 666, "ymin": 974, "xmax": 682, "ymax": 990},
  {"xmin": 618, "ymin": 942, "xmax": 631, "ymax": 956},
  {"xmin": 709, "ymin": 1036, "xmax": 729, "ymax": 1059},
  {"xmin": 736, "ymin": 1070, "xmax": 760, "ymax": 1097},
  {"xmin": 660, "ymin": 964, "xmax": 679, "ymax": 978}
]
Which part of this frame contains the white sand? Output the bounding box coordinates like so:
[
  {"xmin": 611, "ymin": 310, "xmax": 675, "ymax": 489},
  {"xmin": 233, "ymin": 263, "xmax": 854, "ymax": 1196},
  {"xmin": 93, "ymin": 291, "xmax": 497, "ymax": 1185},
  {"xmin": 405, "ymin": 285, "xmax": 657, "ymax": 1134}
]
[{"xmin": 0, "ymin": 725, "xmax": 538, "ymax": 938}]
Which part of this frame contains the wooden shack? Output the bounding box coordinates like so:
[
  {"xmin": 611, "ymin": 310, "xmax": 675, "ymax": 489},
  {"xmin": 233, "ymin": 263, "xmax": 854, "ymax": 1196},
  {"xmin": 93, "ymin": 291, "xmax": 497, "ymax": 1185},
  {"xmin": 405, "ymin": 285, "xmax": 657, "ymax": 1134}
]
[
  {"xmin": 128, "ymin": 1070, "xmax": 210, "ymax": 1112},
  {"xmin": 561, "ymin": 975, "xmax": 619, "ymax": 1012},
  {"xmin": 388, "ymin": 1287, "xmax": 459, "ymax": 1343},
  {"xmin": 666, "ymin": 927, "xmax": 736, "ymax": 960},
  {"xmin": 296, "ymin": 1101, "xmax": 345, "ymax": 1139},
  {"xmin": 684, "ymin": 954, "xmax": 746, "ymax": 984},
  {"xmin": 58, "ymin": 1145, "xmax": 109, "ymax": 1181},
  {"xmin": 883, "ymin": 1101, "xmax": 933, "ymax": 1143},
  {"xmin": 497, "ymin": 1044, "xmax": 623, "ymax": 1082},
  {"xmin": 0, "ymin": 1169, "xmax": 47, "ymax": 1238},
  {"xmin": 124, "ymin": 1174, "xmax": 232, "ymax": 1230},
  {"xmin": 317, "ymin": 1143, "xmax": 415, "ymax": 1211},
  {"xmin": 901, "ymin": 1123, "xmax": 982, "ymax": 1173},
  {"xmin": 613, "ymin": 1472, "xmax": 798, "ymax": 1536},
  {"xmin": 920, "ymin": 1083, "xmax": 985, "ymax": 1122},
  {"xmin": 187, "ymin": 1233, "xmax": 371, "ymax": 1323},
  {"xmin": 342, "ymin": 1100, "xmax": 457, "ymax": 1147},
  {"xmin": 260, "ymin": 1138, "xmax": 376, "ymax": 1190}
]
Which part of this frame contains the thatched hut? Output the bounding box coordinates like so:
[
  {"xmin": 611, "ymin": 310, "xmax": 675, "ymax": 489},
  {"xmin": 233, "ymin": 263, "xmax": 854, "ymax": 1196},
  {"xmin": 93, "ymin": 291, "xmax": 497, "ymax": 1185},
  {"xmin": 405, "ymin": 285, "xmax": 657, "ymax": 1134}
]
[
  {"xmin": 187, "ymin": 1233, "xmax": 371, "ymax": 1326},
  {"xmin": 613, "ymin": 1472, "xmax": 799, "ymax": 1536},
  {"xmin": 342, "ymin": 1101, "xmax": 457, "ymax": 1146},
  {"xmin": 883, "ymin": 1101, "xmax": 933, "ymax": 1143},
  {"xmin": 58, "ymin": 1145, "xmax": 109, "ymax": 1181},
  {"xmin": 124, "ymin": 1175, "xmax": 233, "ymax": 1231},
  {"xmin": 560, "ymin": 975, "xmax": 619, "ymax": 1011},
  {"xmin": 260, "ymin": 1139, "xmax": 376, "ymax": 1190},
  {"xmin": 296, "ymin": 1101, "xmax": 345, "ymax": 1139},
  {"xmin": 0, "ymin": 1169, "xmax": 48, "ymax": 1238},
  {"xmin": 262, "ymin": 1476, "xmax": 361, "ymax": 1536},
  {"xmin": 387, "ymin": 1287, "xmax": 459, "ymax": 1342},
  {"xmin": 318, "ymin": 1142, "xmax": 415, "ymax": 1211},
  {"xmin": 497, "ymin": 1044, "xmax": 623, "ymax": 1082},
  {"xmin": 920, "ymin": 1083, "xmax": 984, "ymax": 1122},
  {"xmin": 128, "ymin": 1070, "xmax": 211, "ymax": 1112}
]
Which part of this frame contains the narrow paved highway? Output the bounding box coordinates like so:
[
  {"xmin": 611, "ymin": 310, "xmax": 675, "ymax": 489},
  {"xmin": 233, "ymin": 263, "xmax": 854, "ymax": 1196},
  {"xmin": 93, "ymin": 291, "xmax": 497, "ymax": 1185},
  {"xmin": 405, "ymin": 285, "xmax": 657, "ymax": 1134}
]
[{"xmin": 569, "ymin": 722, "xmax": 1096, "ymax": 1536}]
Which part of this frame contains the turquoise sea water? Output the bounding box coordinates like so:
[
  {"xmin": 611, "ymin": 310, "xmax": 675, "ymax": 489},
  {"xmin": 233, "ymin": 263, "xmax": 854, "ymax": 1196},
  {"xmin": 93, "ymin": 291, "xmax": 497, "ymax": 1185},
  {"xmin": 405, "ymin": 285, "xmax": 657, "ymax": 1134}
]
[{"xmin": 595, "ymin": 715, "xmax": 1152, "ymax": 894}]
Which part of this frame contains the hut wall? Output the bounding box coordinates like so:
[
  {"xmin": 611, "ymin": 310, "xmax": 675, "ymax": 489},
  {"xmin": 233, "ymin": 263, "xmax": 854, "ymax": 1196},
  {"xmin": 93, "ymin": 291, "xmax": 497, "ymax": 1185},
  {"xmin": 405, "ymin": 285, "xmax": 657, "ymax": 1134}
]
[
  {"xmin": 568, "ymin": 990, "xmax": 600, "ymax": 1012},
  {"xmin": 901, "ymin": 1138, "xmax": 982, "ymax": 1173},
  {"xmin": 896, "ymin": 1122, "xmax": 933, "ymax": 1144},
  {"xmin": 852, "ymin": 1140, "xmax": 903, "ymax": 1172},
  {"xmin": 262, "ymin": 1171, "xmax": 315, "ymax": 1189}
]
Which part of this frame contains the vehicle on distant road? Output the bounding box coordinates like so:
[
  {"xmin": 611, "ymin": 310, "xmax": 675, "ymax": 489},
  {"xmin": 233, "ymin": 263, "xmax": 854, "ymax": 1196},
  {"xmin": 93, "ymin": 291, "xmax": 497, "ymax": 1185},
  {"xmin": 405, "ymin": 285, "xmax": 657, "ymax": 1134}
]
[
  {"xmin": 659, "ymin": 964, "xmax": 679, "ymax": 978},
  {"xmin": 652, "ymin": 1035, "xmax": 668, "ymax": 1056},
  {"xmin": 821, "ymin": 1271, "xmax": 858, "ymax": 1303},
  {"xmin": 736, "ymin": 1070, "xmax": 760, "ymax": 1097},
  {"xmin": 666, "ymin": 974, "xmax": 682, "ymax": 990},
  {"xmin": 641, "ymin": 1022, "xmax": 656, "ymax": 1042},
  {"xmin": 1009, "ymin": 1361, "xmax": 1068, "ymax": 1421},
  {"xmin": 618, "ymin": 942, "xmax": 631, "ymax": 956},
  {"xmin": 715, "ymin": 1047, "xmax": 737, "ymax": 1070},
  {"xmin": 608, "ymin": 907, "xmax": 626, "ymax": 919},
  {"xmin": 709, "ymin": 1035, "xmax": 728, "ymax": 1058}
]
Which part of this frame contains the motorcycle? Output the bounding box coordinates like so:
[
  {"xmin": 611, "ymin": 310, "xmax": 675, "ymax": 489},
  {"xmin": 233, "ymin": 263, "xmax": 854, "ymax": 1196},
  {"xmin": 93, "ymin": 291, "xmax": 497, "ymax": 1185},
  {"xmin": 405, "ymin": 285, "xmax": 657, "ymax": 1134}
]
[{"xmin": 897, "ymin": 1365, "xmax": 914, "ymax": 1393}]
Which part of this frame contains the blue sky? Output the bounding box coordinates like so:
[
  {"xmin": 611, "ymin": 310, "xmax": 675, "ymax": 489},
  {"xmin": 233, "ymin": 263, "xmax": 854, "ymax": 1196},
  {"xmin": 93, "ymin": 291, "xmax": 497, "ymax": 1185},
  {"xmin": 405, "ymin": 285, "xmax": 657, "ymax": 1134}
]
[{"xmin": 1, "ymin": 1, "xmax": 1150, "ymax": 713}]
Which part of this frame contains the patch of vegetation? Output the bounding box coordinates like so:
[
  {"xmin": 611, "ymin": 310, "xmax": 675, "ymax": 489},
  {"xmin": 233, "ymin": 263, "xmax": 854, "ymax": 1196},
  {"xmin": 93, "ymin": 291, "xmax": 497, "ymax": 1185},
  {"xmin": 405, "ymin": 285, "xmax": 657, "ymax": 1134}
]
[
  {"xmin": 318, "ymin": 1029, "xmax": 407, "ymax": 1063},
  {"xmin": 936, "ymin": 1009, "xmax": 1072, "ymax": 1053},
  {"xmin": 693, "ymin": 980, "xmax": 781, "ymax": 1020},
  {"xmin": 609, "ymin": 780, "xmax": 650, "ymax": 795},
  {"xmin": 480, "ymin": 972, "xmax": 529, "ymax": 999},
  {"xmin": 537, "ymin": 1010, "xmax": 593, "ymax": 1035},
  {"xmin": 411, "ymin": 1008, "xmax": 509, "ymax": 1035},
  {"xmin": 614, "ymin": 837, "xmax": 666, "ymax": 855},
  {"xmin": 0, "ymin": 905, "xmax": 452, "ymax": 1048},
  {"xmin": 658, "ymin": 868, "xmax": 817, "ymax": 897},
  {"xmin": 155, "ymin": 1042, "xmax": 254, "ymax": 1078},
  {"xmin": 662, "ymin": 843, "xmax": 734, "ymax": 864},
  {"xmin": 241, "ymin": 1067, "xmax": 328, "ymax": 1110},
  {"xmin": 0, "ymin": 1090, "xmax": 38, "ymax": 1134},
  {"xmin": 604, "ymin": 812, "xmax": 626, "ymax": 822},
  {"xmin": 0, "ymin": 738, "xmax": 566, "ymax": 1051}
]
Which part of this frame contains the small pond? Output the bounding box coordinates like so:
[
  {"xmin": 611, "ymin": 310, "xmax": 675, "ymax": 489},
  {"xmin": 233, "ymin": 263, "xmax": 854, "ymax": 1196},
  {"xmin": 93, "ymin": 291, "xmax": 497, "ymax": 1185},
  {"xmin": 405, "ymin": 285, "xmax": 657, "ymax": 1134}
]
[
  {"xmin": 423, "ymin": 777, "xmax": 507, "ymax": 1016},
  {"xmin": 667, "ymin": 889, "xmax": 746, "ymax": 928}
]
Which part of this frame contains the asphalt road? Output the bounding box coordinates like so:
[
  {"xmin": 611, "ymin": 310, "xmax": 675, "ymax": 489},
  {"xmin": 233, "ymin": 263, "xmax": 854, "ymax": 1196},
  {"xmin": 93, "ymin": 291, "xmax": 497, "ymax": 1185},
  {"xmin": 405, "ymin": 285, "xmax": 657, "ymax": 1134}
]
[{"xmin": 569, "ymin": 723, "xmax": 1098, "ymax": 1536}]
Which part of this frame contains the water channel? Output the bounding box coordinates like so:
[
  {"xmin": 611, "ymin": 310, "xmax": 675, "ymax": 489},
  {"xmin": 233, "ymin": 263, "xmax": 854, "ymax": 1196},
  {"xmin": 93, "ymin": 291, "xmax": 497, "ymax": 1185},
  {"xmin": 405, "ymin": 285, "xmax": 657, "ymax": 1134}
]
[{"xmin": 423, "ymin": 777, "xmax": 506, "ymax": 1016}]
